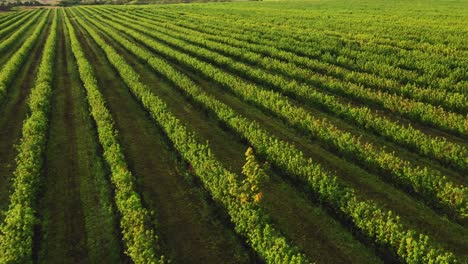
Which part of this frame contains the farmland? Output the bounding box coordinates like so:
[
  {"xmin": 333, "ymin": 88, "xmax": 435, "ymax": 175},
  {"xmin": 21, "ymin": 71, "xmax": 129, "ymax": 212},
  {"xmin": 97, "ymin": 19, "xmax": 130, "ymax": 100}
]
[{"xmin": 0, "ymin": 0, "xmax": 467, "ymax": 263}]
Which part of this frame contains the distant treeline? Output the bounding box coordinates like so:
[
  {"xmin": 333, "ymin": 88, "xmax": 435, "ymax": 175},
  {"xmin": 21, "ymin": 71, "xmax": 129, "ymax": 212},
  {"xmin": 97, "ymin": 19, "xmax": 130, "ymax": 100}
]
[
  {"xmin": 0, "ymin": 0, "xmax": 257, "ymax": 9},
  {"xmin": 0, "ymin": 0, "xmax": 44, "ymax": 10},
  {"xmin": 59, "ymin": 0, "xmax": 240, "ymax": 6}
]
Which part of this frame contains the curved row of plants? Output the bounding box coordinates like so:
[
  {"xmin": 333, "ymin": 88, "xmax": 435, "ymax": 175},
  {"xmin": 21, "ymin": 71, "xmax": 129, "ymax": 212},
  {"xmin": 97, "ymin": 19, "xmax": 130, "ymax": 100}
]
[
  {"xmin": 86, "ymin": 8, "xmax": 467, "ymax": 221},
  {"xmin": 151, "ymin": 4, "xmax": 464, "ymax": 60},
  {"xmin": 0, "ymin": 10, "xmax": 44, "ymax": 55},
  {"xmin": 172, "ymin": 7, "xmax": 468, "ymax": 93},
  {"xmin": 100, "ymin": 7, "xmax": 467, "ymax": 172},
  {"xmin": 0, "ymin": 10, "xmax": 29, "ymax": 29},
  {"xmin": 0, "ymin": 9, "xmax": 37, "ymax": 39},
  {"xmin": 0, "ymin": 10, "xmax": 56, "ymax": 263},
  {"xmin": 137, "ymin": 7, "xmax": 466, "ymax": 94},
  {"xmin": 72, "ymin": 8, "xmax": 310, "ymax": 263},
  {"xmin": 100, "ymin": 7, "xmax": 468, "ymax": 137},
  {"xmin": 0, "ymin": 10, "xmax": 27, "ymax": 25},
  {"xmin": 125, "ymin": 8, "xmax": 467, "ymax": 114},
  {"xmin": 64, "ymin": 10, "xmax": 163, "ymax": 264},
  {"xmin": 80, "ymin": 8, "xmax": 459, "ymax": 263},
  {"xmin": 0, "ymin": 10, "xmax": 48, "ymax": 109}
]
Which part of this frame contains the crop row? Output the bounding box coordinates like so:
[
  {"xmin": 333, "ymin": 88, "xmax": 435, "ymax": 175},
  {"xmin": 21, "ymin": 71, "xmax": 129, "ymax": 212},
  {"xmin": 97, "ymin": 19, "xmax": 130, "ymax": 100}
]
[
  {"xmin": 128, "ymin": 8, "xmax": 467, "ymax": 114},
  {"xmin": 0, "ymin": 11, "xmax": 25, "ymax": 24},
  {"xmin": 80, "ymin": 8, "xmax": 458, "ymax": 263},
  {"xmin": 0, "ymin": 9, "xmax": 37, "ymax": 39},
  {"xmin": 152, "ymin": 5, "xmax": 463, "ymax": 58},
  {"xmin": 88, "ymin": 8, "xmax": 467, "ymax": 220},
  {"xmin": 139, "ymin": 7, "xmax": 466, "ymax": 94},
  {"xmin": 0, "ymin": 10, "xmax": 55, "ymax": 263},
  {"xmin": 72, "ymin": 8, "xmax": 310, "ymax": 263},
  {"xmin": 103, "ymin": 7, "xmax": 467, "ymax": 171},
  {"xmin": 0, "ymin": 10, "xmax": 43, "ymax": 56},
  {"xmin": 0, "ymin": 10, "xmax": 29, "ymax": 31},
  {"xmin": 63, "ymin": 10, "xmax": 163, "ymax": 264},
  {"xmin": 105, "ymin": 7, "xmax": 467, "ymax": 137},
  {"xmin": 0, "ymin": 11, "xmax": 48, "ymax": 112},
  {"xmin": 209, "ymin": 8, "xmax": 467, "ymax": 89}
]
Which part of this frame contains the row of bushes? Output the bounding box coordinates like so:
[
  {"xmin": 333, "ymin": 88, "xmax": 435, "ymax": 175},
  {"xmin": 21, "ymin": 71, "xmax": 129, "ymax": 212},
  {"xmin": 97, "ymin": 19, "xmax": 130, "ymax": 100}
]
[
  {"xmin": 145, "ymin": 7, "xmax": 465, "ymax": 94},
  {"xmin": 133, "ymin": 8, "xmax": 467, "ymax": 114},
  {"xmin": 111, "ymin": 8, "xmax": 467, "ymax": 172},
  {"xmin": 125, "ymin": 8, "xmax": 467, "ymax": 137},
  {"xmin": 93, "ymin": 8, "xmax": 467, "ymax": 220},
  {"xmin": 0, "ymin": 8, "xmax": 33, "ymax": 38},
  {"xmin": 0, "ymin": 10, "xmax": 55, "ymax": 263},
  {"xmin": 81, "ymin": 8, "xmax": 459, "ymax": 262},
  {"xmin": 73, "ymin": 8, "xmax": 309, "ymax": 263},
  {"xmin": 0, "ymin": 10, "xmax": 42, "ymax": 55},
  {"xmin": 0, "ymin": 9, "xmax": 46, "ymax": 104},
  {"xmin": 63, "ymin": 10, "xmax": 163, "ymax": 264}
]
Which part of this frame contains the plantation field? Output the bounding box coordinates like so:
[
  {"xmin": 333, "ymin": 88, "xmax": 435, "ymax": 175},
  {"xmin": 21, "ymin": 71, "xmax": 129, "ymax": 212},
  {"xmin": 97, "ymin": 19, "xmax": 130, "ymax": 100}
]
[{"xmin": 0, "ymin": 1, "xmax": 467, "ymax": 263}]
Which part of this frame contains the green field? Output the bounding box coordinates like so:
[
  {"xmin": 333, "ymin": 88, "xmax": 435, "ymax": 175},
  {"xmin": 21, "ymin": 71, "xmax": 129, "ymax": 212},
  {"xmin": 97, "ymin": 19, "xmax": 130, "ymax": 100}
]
[{"xmin": 0, "ymin": 1, "xmax": 466, "ymax": 263}]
